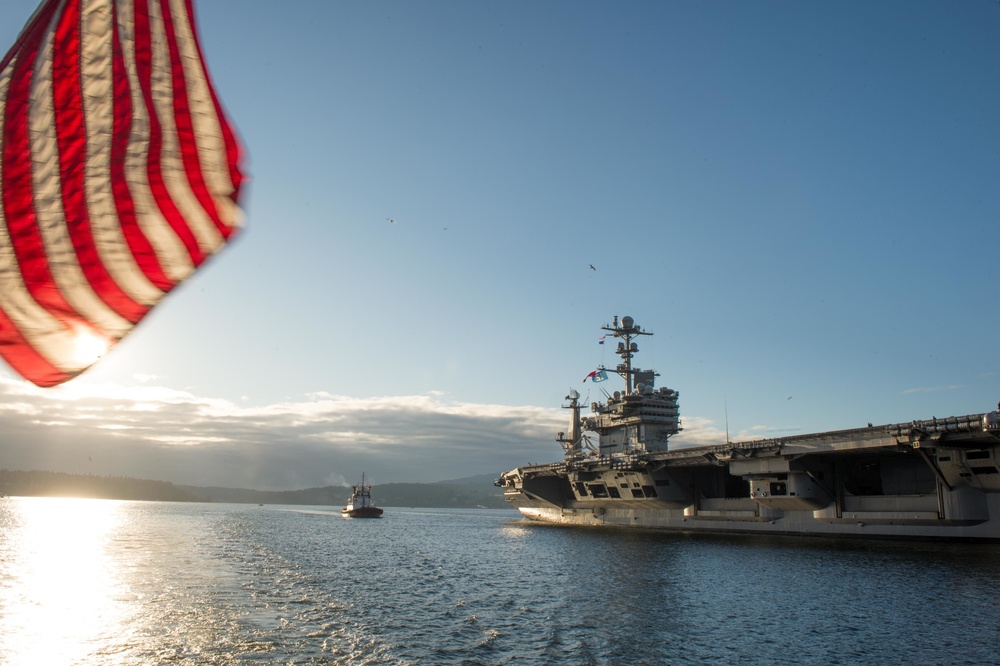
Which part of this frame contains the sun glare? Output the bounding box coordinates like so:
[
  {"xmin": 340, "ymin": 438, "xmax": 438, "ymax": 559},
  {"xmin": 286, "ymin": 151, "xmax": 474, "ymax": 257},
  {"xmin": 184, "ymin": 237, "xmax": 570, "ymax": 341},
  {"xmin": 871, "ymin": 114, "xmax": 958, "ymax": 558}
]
[
  {"xmin": 0, "ymin": 498, "xmax": 129, "ymax": 665},
  {"xmin": 70, "ymin": 325, "xmax": 111, "ymax": 367}
]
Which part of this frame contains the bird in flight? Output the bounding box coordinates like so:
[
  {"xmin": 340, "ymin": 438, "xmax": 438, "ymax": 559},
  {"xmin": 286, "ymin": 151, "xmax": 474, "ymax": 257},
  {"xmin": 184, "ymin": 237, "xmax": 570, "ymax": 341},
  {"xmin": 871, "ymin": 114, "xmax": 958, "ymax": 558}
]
[
  {"xmin": 589, "ymin": 264, "xmax": 596, "ymax": 271},
  {"xmin": 387, "ymin": 218, "xmax": 395, "ymax": 224}
]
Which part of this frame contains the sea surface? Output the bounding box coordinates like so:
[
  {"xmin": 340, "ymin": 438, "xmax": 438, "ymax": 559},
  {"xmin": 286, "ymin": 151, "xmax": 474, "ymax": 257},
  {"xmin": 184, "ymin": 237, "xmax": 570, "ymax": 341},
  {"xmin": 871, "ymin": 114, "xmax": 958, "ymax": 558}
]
[{"xmin": 1, "ymin": 498, "xmax": 999, "ymax": 665}]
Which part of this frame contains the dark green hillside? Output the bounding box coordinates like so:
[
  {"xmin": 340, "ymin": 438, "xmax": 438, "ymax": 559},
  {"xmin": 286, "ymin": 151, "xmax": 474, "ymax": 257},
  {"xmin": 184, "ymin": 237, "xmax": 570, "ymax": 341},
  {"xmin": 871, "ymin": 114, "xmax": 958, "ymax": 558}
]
[
  {"xmin": 180, "ymin": 476, "xmax": 510, "ymax": 508},
  {"xmin": 0, "ymin": 468, "xmax": 512, "ymax": 508},
  {"xmin": 0, "ymin": 469, "xmax": 203, "ymax": 502}
]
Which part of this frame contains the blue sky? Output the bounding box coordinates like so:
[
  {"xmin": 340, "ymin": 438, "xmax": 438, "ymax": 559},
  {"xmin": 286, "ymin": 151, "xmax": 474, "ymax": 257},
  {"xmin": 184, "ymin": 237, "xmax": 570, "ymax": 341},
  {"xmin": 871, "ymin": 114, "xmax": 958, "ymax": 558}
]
[{"xmin": 1, "ymin": 0, "xmax": 998, "ymax": 489}]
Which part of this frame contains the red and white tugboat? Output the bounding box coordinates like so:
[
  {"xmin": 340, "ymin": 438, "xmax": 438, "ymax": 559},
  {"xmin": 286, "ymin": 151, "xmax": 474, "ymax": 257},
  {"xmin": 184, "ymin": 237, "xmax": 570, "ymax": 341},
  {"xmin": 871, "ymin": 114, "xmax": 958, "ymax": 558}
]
[{"xmin": 340, "ymin": 473, "xmax": 384, "ymax": 518}]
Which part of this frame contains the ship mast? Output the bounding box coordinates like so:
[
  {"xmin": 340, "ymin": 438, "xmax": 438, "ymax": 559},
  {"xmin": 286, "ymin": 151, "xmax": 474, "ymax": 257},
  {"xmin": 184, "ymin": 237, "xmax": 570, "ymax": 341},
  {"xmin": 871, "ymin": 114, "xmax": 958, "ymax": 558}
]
[
  {"xmin": 602, "ymin": 315, "xmax": 653, "ymax": 393},
  {"xmin": 556, "ymin": 389, "xmax": 584, "ymax": 458}
]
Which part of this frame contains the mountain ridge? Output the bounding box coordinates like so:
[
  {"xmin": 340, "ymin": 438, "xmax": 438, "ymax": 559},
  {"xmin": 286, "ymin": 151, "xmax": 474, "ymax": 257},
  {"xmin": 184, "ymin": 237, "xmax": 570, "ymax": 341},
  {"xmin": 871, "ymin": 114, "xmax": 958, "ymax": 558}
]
[{"xmin": 0, "ymin": 469, "xmax": 510, "ymax": 509}]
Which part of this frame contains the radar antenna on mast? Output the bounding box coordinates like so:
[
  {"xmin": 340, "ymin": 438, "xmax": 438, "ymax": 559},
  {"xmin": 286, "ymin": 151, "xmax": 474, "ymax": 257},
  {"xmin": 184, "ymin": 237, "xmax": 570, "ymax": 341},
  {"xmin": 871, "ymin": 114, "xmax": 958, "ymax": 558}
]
[{"xmin": 602, "ymin": 314, "xmax": 656, "ymax": 394}]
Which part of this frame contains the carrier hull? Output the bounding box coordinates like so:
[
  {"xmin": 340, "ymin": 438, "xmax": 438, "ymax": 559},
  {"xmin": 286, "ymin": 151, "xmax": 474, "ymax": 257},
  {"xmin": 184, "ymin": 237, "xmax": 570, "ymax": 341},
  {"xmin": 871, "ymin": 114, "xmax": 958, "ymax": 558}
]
[
  {"xmin": 499, "ymin": 415, "xmax": 1000, "ymax": 541},
  {"xmin": 497, "ymin": 315, "xmax": 1000, "ymax": 542},
  {"xmin": 511, "ymin": 497, "xmax": 1000, "ymax": 542}
]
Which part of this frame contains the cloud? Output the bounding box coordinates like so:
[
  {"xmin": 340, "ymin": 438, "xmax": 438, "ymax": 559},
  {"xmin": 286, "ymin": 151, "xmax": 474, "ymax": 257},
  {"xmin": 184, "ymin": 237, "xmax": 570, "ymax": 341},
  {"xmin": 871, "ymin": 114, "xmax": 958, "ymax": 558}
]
[
  {"xmin": 902, "ymin": 385, "xmax": 963, "ymax": 395},
  {"xmin": 670, "ymin": 416, "xmax": 727, "ymax": 448},
  {"xmin": 0, "ymin": 376, "xmax": 729, "ymax": 490},
  {"xmin": 0, "ymin": 376, "xmax": 567, "ymax": 489},
  {"xmin": 670, "ymin": 417, "xmax": 797, "ymax": 447}
]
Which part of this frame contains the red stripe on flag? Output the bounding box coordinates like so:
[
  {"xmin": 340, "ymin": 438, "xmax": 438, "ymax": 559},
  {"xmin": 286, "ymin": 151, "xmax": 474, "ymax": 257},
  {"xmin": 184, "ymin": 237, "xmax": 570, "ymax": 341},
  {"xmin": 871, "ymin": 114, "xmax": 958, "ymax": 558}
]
[
  {"xmin": 132, "ymin": 0, "xmax": 206, "ymax": 267},
  {"xmin": 0, "ymin": 0, "xmax": 91, "ymax": 386},
  {"xmin": 109, "ymin": 2, "xmax": 174, "ymax": 291},
  {"xmin": 52, "ymin": 0, "xmax": 148, "ymax": 323},
  {"xmin": 179, "ymin": 0, "xmax": 245, "ymax": 225},
  {"xmin": 158, "ymin": 0, "xmax": 226, "ymax": 243},
  {"xmin": 0, "ymin": 307, "xmax": 70, "ymax": 388},
  {"xmin": 0, "ymin": 2, "xmax": 55, "ymax": 73},
  {"xmin": 1, "ymin": 0, "xmax": 80, "ymax": 320}
]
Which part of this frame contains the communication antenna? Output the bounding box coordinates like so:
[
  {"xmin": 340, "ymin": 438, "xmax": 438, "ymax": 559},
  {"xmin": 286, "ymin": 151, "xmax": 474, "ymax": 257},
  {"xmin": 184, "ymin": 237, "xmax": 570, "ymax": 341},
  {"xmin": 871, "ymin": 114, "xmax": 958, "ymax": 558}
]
[{"xmin": 725, "ymin": 395, "xmax": 730, "ymax": 445}]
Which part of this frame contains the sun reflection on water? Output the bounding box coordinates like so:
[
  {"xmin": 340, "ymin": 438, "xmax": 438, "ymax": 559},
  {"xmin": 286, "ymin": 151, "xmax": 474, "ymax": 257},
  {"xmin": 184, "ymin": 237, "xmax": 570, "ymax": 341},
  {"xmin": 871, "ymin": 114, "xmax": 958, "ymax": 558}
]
[{"xmin": 0, "ymin": 497, "xmax": 130, "ymax": 666}]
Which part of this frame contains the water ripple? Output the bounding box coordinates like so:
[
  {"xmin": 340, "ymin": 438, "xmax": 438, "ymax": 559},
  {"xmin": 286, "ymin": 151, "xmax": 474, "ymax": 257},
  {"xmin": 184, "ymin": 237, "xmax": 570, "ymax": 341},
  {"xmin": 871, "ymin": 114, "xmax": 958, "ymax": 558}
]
[{"xmin": 3, "ymin": 501, "xmax": 1000, "ymax": 664}]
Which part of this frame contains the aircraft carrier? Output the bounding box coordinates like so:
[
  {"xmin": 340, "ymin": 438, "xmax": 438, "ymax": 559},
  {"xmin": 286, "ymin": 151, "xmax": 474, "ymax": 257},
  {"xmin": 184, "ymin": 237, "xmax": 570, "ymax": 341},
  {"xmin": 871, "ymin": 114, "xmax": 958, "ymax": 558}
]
[{"xmin": 496, "ymin": 315, "xmax": 1000, "ymax": 541}]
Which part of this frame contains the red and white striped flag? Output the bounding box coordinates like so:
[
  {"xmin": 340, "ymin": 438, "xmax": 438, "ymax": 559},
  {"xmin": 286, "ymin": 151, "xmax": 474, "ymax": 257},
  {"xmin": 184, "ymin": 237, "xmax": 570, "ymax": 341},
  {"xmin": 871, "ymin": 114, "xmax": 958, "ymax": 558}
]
[{"xmin": 0, "ymin": 0, "xmax": 246, "ymax": 387}]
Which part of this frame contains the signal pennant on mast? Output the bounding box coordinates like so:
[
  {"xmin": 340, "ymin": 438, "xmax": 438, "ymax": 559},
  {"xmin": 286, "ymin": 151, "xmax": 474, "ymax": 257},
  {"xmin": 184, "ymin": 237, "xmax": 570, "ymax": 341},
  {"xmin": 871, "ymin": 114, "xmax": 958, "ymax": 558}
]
[{"xmin": 0, "ymin": 0, "xmax": 247, "ymax": 387}]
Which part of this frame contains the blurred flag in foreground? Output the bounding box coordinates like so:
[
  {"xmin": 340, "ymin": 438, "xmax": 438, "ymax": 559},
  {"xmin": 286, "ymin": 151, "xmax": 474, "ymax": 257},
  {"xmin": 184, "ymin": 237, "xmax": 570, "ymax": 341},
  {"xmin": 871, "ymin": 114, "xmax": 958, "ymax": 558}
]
[{"xmin": 0, "ymin": 0, "xmax": 246, "ymax": 387}]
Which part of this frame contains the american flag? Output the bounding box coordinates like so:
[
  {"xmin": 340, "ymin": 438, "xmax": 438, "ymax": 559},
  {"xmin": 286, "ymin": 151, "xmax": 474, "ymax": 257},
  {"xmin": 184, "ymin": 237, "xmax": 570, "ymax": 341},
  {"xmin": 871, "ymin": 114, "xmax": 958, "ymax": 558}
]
[{"xmin": 0, "ymin": 0, "xmax": 245, "ymax": 387}]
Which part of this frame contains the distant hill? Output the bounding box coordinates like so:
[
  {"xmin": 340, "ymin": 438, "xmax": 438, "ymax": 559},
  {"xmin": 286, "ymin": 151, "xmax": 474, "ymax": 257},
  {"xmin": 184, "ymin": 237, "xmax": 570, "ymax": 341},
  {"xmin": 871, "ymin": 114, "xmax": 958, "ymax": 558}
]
[
  {"xmin": 174, "ymin": 484, "xmax": 343, "ymax": 505},
  {"xmin": 178, "ymin": 474, "xmax": 510, "ymax": 509},
  {"xmin": 438, "ymin": 473, "xmax": 500, "ymax": 485},
  {"xmin": 0, "ymin": 469, "xmax": 203, "ymax": 502},
  {"xmin": 0, "ymin": 468, "xmax": 512, "ymax": 509}
]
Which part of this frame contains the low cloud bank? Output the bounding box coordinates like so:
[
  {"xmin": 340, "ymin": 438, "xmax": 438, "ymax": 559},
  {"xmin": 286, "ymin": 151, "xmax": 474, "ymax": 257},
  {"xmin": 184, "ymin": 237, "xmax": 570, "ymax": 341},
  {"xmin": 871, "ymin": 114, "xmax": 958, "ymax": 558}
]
[{"xmin": 0, "ymin": 377, "xmax": 727, "ymax": 490}]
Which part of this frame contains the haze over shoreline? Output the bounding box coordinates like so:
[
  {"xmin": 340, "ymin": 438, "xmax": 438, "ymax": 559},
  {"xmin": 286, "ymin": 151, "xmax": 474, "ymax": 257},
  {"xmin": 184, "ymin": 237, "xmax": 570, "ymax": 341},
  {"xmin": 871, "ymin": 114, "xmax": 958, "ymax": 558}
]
[
  {"xmin": 0, "ymin": 469, "xmax": 509, "ymax": 508},
  {"xmin": 0, "ymin": 376, "xmax": 728, "ymax": 490}
]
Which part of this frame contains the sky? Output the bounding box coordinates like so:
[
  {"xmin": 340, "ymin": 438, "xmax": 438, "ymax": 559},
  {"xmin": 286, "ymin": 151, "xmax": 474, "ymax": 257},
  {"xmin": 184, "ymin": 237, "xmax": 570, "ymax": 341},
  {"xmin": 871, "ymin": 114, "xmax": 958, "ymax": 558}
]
[{"xmin": 0, "ymin": 0, "xmax": 998, "ymax": 490}]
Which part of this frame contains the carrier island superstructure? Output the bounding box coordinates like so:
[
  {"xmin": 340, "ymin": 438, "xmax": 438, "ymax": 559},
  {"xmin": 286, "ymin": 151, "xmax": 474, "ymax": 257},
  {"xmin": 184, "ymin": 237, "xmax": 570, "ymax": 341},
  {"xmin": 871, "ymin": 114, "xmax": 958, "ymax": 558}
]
[{"xmin": 496, "ymin": 315, "xmax": 1000, "ymax": 541}]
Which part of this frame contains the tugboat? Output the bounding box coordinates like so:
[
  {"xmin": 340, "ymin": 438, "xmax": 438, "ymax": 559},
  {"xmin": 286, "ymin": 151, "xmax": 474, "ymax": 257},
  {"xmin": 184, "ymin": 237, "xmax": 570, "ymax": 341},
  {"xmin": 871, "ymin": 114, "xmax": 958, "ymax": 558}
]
[{"xmin": 340, "ymin": 473, "xmax": 384, "ymax": 518}]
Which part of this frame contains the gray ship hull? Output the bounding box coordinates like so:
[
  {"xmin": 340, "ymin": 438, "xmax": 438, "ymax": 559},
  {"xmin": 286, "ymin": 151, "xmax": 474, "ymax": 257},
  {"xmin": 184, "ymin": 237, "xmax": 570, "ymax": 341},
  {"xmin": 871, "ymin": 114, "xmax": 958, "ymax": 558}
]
[
  {"xmin": 513, "ymin": 497, "xmax": 1000, "ymax": 541},
  {"xmin": 499, "ymin": 413, "xmax": 1000, "ymax": 542},
  {"xmin": 498, "ymin": 316, "xmax": 1000, "ymax": 542}
]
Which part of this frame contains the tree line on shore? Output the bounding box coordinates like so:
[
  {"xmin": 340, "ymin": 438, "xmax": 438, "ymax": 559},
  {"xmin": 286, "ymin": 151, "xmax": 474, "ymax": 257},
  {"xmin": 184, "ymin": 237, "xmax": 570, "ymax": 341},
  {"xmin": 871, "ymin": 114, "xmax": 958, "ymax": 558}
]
[{"xmin": 0, "ymin": 469, "xmax": 510, "ymax": 509}]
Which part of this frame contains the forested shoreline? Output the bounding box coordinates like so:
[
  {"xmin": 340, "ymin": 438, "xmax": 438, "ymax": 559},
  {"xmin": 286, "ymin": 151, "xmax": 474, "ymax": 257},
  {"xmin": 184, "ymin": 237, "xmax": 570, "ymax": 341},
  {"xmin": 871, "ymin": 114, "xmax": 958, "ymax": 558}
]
[
  {"xmin": 0, "ymin": 469, "xmax": 204, "ymax": 502},
  {"xmin": 0, "ymin": 469, "xmax": 510, "ymax": 509}
]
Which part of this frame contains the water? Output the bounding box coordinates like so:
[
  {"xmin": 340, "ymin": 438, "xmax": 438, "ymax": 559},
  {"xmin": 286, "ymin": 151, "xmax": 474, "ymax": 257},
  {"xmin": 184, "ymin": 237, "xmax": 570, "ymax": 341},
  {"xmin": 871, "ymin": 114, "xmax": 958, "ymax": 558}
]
[{"xmin": 2, "ymin": 498, "xmax": 999, "ymax": 665}]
